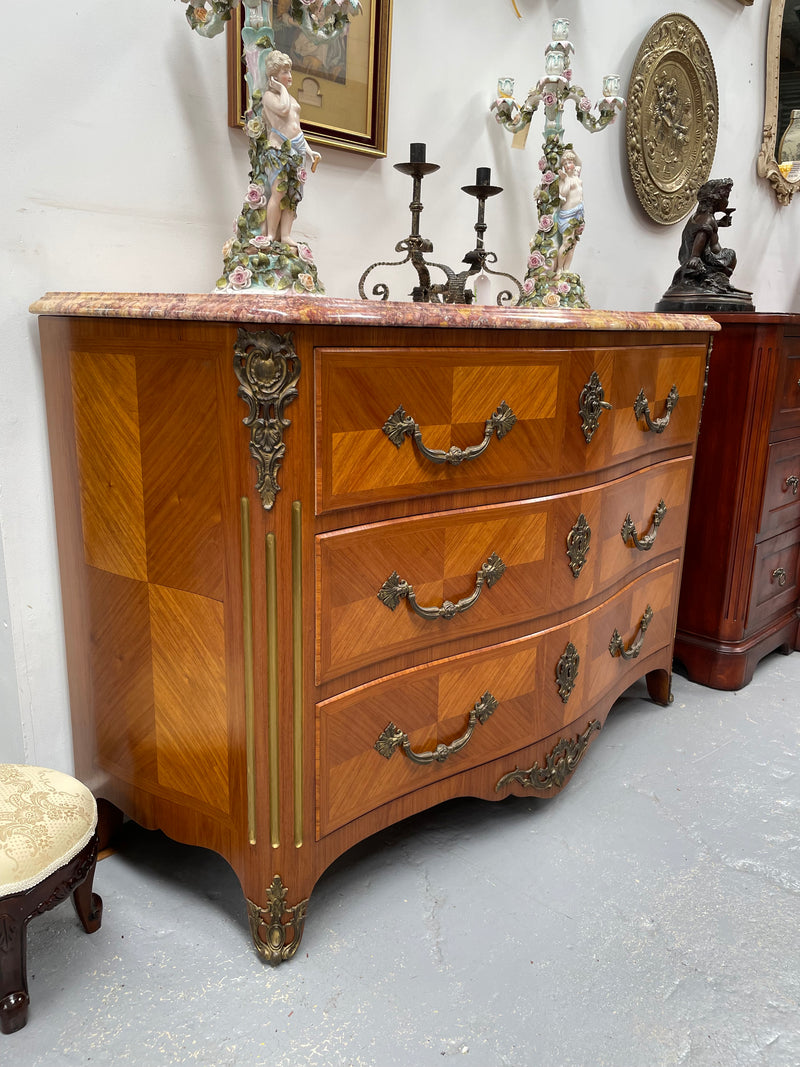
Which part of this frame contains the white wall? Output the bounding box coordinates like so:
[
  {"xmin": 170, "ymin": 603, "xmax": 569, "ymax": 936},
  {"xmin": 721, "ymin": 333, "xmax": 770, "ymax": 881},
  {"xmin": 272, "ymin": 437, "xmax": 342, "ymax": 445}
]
[{"xmin": 0, "ymin": 0, "xmax": 793, "ymax": 770}]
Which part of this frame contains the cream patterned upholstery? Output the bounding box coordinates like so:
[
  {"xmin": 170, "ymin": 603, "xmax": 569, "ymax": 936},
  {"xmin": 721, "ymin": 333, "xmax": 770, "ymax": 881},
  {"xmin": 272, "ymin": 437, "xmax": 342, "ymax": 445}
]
[{"xmin": 0, "ymin": 765, "xmax": 97, "ymax": 895}]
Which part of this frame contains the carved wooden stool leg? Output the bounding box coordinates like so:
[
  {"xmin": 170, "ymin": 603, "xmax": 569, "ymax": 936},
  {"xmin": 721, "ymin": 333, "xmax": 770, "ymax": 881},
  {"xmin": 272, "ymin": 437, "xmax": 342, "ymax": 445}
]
[
  {"xmin": 72, "ymin": 854, "xmax": 103, "ymax": 934},
  {"xmin": 0, "ymin": 909, "xmax": 29, "ymax": 1035}
]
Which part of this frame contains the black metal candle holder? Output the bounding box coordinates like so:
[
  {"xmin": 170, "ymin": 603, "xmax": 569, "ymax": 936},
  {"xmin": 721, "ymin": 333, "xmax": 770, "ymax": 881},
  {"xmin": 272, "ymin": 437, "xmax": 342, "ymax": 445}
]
[{"xmin": 358, "ymin": 144, "xmax": 523, "ymax": 305}]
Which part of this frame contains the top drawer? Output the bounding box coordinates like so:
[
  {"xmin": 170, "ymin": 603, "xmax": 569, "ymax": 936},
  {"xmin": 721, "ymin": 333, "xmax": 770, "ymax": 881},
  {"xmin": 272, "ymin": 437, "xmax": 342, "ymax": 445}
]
[
  {"xmin": 315, "ymin": 343, "xmax": 706, "ymax": 513},
  {"xmin": 772, "ymin": 330, "xmax": 800, "ymax": 435}
]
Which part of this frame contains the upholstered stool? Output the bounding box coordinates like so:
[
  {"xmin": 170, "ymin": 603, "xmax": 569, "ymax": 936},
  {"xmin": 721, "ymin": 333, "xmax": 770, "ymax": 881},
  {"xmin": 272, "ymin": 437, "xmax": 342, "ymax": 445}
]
[{"xmin": 0, "ymin": 764, "xmax": 102, "ymax": 1034}]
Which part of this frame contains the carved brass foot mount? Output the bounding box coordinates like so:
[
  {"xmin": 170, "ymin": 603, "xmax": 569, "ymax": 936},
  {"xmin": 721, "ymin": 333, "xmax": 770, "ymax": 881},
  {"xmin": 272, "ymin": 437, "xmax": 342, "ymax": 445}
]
[{"xmin": 247, "ymin": 876, "xmax": 309, "ymax": 966}]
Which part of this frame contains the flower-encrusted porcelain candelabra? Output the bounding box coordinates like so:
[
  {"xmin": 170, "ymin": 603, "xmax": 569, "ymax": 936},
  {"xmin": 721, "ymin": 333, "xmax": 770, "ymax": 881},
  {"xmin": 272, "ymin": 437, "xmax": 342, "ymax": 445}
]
[
  {"xmin": 491, "ymin": 18, "xmax": 624, "ymax": 309},
  {"xmin": 179, "ymin": 0, "xmax": 360, "ymax": 295}
]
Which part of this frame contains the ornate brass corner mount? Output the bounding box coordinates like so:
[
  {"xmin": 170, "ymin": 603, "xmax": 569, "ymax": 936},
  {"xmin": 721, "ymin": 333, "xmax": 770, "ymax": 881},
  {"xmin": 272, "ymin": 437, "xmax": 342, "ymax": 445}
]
[
  {"xmin": 382, "ymin": 401, "xmax": 517, "ymax": 465},
  {"xmin": 233, "ymin": 328, "xmax": 300, "ymax": 510},
  {"xmin": 609, "ymin": 604, "xmax": 654, "ymax": 660},
  {"xmin": 566, "ymin": 513, "xmax": 591, "ymax": 577},
  {"xmin": 374, "ymin": 691, "xmax": 498, "ymax": 765},
  {"xmin": 556, "ymin": 641, "xmax": 580, "ymax": 703},
  {"xmin": 495, "ymin": 719, "xmax": 601, "ymax": 792},
  {"xmin": 579, "ymin": 372, "xmax": 612, "ymax": 443},
  {"xmin": 621, "ymin": 499, "xmax": 667, "ymax": 551},
  {"xmin": 377, "ymin": 552, "xmax": 506, "ymax": 619},
  {"xmin": 633, "ymin": 385, "xmax": 678, "ymax": 434},
  {"xmin": 247, "ymin": 876, "xmax": 309, "ymax": 966}
]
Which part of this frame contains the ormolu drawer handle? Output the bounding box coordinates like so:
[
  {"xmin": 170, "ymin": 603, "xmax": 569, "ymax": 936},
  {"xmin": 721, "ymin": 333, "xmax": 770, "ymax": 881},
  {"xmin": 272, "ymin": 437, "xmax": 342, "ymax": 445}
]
[
  {"xmin": 374, "ymin": 691, "xmax": 498, "ymax": 765},
  {"xmin": 633, "ymin": 385, "xmax": 679, "ymax": 434},
  {"xmin": 785, "ymin": 475, "xmax": 799, "ymax": 495},
  {"xmin": 608, "ymin": 604, "xmax": 654, "ymax": 660},
  {"xmin": 382, "ymin": 401, "xmax": 517, "ymax": 465},
  {"xmin": 621, "ymin": 499, "xmax": 667, "ymax": 551},
  {"xmin": 772, "ymin": 567, "xmax": 787, "ymax": 587},
  {"xmin": 378, "ymin": 552, "xmax": 506, "ymax": 620}
]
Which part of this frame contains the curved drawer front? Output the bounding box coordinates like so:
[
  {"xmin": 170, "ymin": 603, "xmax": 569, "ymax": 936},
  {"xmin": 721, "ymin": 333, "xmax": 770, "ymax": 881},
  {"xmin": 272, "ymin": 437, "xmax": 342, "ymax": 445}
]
[
  {"xmin": 760, "ymin": 437, "xmax": 800, "ymax": 536},
  {"xmin": 316, "ymin": 457, "xmax": 692, "ymax": 683},
  {"xmin": 315, "ymin": 344, "xmax": 706, "ymax": 512},
  {"xmin": 317, "ymin": 561, "xmax": 680, "ymax": 837}
]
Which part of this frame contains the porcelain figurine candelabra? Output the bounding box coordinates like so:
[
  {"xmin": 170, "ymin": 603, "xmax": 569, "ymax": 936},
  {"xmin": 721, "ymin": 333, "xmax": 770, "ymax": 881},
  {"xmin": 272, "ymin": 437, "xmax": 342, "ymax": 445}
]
[
  {"xmin": 180, "ymin": 0, "xmax": 360, "ymax": 295},
  {"xmin": 491, "ymin": 18, "xmax": 624, "ymax": 309}
]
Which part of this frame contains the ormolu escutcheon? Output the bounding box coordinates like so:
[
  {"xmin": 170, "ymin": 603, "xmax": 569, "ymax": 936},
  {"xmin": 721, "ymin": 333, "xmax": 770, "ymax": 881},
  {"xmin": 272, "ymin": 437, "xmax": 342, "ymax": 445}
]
[
  {"xmin": 579, "ymin": 371, "xmax": 613, "ymax": 443},
  {"xmin": 566, "ymin": 513, "xmax": 591, "ymax": 577},
  {"xmin": 556, "ymin": 642, "xmax": 580, "ymax": 703}
]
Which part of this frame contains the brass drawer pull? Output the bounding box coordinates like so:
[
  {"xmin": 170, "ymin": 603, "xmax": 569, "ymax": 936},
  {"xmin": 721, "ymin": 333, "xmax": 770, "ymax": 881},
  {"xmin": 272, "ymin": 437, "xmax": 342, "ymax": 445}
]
[
  {"xmin": 633, "ymin": 385, "xmax": 679, "ymax": 434},
  {"xmin": 785, "ymin": 475, "xmax": 799, "ymax": 495},
  {"xmin": 382, "ymin": 401, "xmax": 516, "ymax": 465},
  {"xmin": 772, "ymin": 567, "xmax": 787, "ymax": 587},
  {"xmin": 621, "ymin": 499, "xmax": 667, "ymax": 551},
  {"xmin": 374, "ymin": 691, "xmax": 498, "ymax": 765},
  {"xmin": 609, "ymin": 604, "xmax": 654, "ymax": 660},
  {"xmin": 378, "ymin": 552, "xmax": 506, "ymax": 620}
]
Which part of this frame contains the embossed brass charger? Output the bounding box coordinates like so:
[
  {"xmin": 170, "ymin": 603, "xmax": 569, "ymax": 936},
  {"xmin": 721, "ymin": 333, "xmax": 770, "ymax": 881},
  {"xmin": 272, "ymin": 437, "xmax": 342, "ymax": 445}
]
[{"xmin": 626, "ymin": 14, "xmax": 718, "ymax": 225}]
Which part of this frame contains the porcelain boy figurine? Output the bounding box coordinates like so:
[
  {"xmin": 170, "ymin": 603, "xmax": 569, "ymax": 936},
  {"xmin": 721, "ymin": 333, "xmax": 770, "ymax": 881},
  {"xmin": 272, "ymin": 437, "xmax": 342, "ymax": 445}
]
[{"xmin": 261, "ymin": 52, "xmax": 321, "ymax": 246}]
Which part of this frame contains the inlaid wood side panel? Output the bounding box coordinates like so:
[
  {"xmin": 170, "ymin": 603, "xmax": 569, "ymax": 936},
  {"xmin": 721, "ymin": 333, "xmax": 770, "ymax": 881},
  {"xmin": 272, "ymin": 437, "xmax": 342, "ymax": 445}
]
[
  {"xmin": 315, "ymin": 345, "xmax": 706, "ymax": 512},
  {"xmin": 137, "ymin": 356, "xmax": 225, "ymax": 602},
  {"xmin": 150, "ymin": 584, "xmax": 230, "ymax": 815},
  {"xmin": 87, "ymin": 567, "xmax": 157, "ymax": 784},
  {"xmin": 71, "ymin": 352, "xmax": 147, "ymax": 580},
  {"xmin": 317, "ymin": 561, "xmax": 679, "ymax": 837},
  {"xmin": 315, "ymin": 458, "xmax": 692, "ymax": 682}
]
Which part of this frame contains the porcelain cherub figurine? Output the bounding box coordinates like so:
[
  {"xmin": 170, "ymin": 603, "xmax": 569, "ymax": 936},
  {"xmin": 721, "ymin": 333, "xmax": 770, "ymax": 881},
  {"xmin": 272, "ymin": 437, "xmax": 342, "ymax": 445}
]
[{"xmin": 179, "ymin": 0, "xmax": 360, "ymax": 294}]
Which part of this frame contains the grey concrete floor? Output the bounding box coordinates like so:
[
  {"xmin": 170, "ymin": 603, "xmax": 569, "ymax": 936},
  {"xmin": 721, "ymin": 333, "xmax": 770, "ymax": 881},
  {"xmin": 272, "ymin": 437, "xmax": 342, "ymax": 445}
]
[{"xmin": 4, "ymin": 652, "xmax": 799, "ymax": 1067}]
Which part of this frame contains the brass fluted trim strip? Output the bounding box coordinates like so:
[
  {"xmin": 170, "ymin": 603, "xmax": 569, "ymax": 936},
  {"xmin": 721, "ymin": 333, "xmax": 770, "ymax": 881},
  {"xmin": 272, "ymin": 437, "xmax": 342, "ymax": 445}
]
[
  {"xmin": 266, "ymin": 531, "xmax": 280, "ymax": 849},
  {"xmin": 240, "ymin": 497, "xmax": 256, "ymax": 846},
  {"xmin": 292, "ymin": 501, "xmax": 304, "ymax": 848}
]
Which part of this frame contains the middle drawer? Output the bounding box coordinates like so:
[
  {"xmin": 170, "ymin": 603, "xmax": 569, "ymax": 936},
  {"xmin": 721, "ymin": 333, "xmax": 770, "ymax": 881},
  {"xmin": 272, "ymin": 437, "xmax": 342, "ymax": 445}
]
[{"xmin": 316, "ymin": 457, "xmax": 692, "ymax": 684}]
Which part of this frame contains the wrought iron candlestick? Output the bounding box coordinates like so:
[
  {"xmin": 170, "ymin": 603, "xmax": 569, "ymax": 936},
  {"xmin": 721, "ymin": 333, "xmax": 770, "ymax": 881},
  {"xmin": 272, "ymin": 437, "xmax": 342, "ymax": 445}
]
[
  {"xmin": 358, "ymin": 144, "xmax": 522, "ymax": 305},
  {"xmin": 491, "ymin": 17, "xmax": 625, "ymax": 309}
]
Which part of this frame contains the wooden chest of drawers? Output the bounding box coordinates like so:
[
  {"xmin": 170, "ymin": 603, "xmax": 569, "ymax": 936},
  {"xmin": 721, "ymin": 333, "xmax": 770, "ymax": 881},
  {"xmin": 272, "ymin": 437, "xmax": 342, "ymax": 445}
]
[
  {"xmin": 675, "ymin": 314, "xmax": 800, "ymax": 689},
  {"xmin": 33, "ymin": 293, "xmax": 714, "ymax": 963}
]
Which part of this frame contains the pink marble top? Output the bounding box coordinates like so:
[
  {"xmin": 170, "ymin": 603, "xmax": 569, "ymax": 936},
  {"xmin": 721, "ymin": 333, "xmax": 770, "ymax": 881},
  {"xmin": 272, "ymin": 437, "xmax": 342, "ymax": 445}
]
[{"xmin": 30, "ymin": 292, "xmax": 720, "ymax": 333}]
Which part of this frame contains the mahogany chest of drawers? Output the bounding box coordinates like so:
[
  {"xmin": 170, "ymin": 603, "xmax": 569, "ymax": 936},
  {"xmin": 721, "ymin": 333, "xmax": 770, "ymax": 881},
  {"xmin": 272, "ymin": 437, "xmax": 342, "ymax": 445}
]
[
  {"xmin": 675, "ymin": 313, "xmax": 800, "ymax": 689},
  {"xmin": 33, "ymin": 293, "xmax": 714, "ymax": 962}
]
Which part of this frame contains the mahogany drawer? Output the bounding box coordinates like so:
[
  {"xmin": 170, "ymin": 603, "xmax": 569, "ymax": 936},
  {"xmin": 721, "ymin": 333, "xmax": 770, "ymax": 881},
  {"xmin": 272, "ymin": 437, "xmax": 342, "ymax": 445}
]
[
  {"xmin": 316, "ymin": 457, "xmax": 693, "ymax": 683},
  {"xmin": 315, "ymin": 344, "xmax": 706, "ymax": 513},
  {"xmin": 316, "ymin": 561, "xmax": 680, "ymax": 837},
  {"xmin": 747, "ymin": 528, "xmax": 800, "ymax": 634},
  {"xmin": 772, "ymin": 331, "xmax": 800, "ymax": 434},
  {"xmin": 759, "ymin": 436, "xmax": 800, "ymax": 537}
]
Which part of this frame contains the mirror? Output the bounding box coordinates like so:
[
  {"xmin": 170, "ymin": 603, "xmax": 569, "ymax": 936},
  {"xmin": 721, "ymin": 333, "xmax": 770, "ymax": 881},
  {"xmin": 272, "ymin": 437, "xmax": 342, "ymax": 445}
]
[{"xmin": 759, "ymin": 0, "xmax": 800, "ymax": 203}]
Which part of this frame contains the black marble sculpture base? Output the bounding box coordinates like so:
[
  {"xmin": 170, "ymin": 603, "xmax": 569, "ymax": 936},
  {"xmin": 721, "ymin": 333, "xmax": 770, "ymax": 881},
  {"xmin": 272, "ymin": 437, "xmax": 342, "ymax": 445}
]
[{"xmin": 655, "ymin": 290, "xmax": 755, "ymax": 314}]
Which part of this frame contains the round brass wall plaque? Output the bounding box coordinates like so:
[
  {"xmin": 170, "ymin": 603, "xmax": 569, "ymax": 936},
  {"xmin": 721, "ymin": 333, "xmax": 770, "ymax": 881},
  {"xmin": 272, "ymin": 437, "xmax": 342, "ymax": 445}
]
[{"xmin": 626, "ymin": 14, "xmax": 718, "ymax": 224}]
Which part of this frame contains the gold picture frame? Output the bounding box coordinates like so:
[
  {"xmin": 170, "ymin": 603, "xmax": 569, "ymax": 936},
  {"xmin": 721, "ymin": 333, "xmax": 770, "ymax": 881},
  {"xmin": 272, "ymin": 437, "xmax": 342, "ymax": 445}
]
[{"xmin": 227, "ymin": 0, "xmax": 392, "ymax": 157}]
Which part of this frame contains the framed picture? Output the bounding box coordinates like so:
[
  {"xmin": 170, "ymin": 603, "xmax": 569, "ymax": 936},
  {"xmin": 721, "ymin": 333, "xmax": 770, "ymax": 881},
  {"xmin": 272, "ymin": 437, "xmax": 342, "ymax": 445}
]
[{"xmin": 227, "ymin": 0, "xmax": 392, "ymax": 157}]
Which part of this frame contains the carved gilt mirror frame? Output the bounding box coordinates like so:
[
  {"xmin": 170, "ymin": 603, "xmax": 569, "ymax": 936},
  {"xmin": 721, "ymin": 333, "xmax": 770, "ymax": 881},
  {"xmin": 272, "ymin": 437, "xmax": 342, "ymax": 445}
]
[{"xmin": 758, "ymin": 0, "xmax": 799, "ymax": 203}]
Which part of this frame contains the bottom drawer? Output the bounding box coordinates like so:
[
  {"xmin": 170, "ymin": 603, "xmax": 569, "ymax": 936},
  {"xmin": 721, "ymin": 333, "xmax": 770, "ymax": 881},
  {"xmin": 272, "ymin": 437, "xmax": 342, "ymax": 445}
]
[
  {"xmin": 317, "ymin": 561, "xmax": 680, "ymax": 838},
  {"xmin": 747, "ymin": 528, "xmax": 800, "ymax": 634}
]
